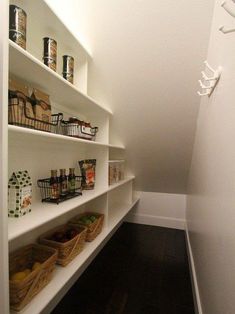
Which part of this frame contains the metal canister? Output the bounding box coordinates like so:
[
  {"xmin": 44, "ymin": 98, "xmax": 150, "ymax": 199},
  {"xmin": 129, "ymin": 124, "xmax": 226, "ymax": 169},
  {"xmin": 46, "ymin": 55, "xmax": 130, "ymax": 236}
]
[
  {"xmin": 9, "ymin": 5, "xmax": 27, "ymax": 49},
  {"xmin": 62, "ymin": 55, "xmax": 74, "ymax": 84},
  {"xmin": 43, "ymin": 37, "xmax": 57, "ymax": 71}
]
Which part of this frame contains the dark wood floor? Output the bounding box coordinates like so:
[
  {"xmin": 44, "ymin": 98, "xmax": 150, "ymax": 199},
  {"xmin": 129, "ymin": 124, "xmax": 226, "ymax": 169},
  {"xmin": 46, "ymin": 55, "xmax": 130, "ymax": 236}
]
[{"xmin": 52, "ymin": 223, "xmax": 195, "ymax": 314}]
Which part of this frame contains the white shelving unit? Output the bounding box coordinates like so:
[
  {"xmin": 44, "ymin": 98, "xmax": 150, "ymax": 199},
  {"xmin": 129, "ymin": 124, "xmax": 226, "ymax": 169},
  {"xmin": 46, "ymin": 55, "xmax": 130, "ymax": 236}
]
[
  {"xmin": 11, "ymin": 198, "xmax": 140, "ymax": 314},
  {"xmin": 0, "ymin": 0, "xmax": 138, "ymax": 313}
]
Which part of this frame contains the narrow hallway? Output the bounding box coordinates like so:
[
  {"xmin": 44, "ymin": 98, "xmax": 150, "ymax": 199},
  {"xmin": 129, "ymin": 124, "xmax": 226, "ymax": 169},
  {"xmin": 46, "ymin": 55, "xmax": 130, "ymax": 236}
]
[{"xmin": 52, "ymin": 223, "xmax": 194, "ymax": 314}]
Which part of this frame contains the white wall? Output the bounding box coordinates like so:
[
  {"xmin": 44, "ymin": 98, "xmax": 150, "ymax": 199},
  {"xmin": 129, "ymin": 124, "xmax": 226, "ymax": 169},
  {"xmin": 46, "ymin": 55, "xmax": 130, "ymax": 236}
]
[
  {"xmin": 46, "ymin": 0, "xmax": 214, "ymax": 194},
  {"xmin": 187, "ymin": 1, "xmax": 235, "ymax": 313},
  {"xmin": 126, "ymin": 191, "xmax": 186, "ymax": 229}
]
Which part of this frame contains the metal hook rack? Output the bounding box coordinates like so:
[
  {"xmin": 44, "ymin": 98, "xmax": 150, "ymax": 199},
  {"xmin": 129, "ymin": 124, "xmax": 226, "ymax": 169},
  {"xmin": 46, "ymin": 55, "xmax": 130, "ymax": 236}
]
[{"xmin": 197, "ymin": 61, "xmax": 222, "ymax": 97}]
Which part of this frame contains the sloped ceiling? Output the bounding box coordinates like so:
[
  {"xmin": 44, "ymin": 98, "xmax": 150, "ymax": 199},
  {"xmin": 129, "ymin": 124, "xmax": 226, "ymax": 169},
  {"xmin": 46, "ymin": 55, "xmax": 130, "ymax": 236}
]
[{"xmin": 47, "ymin": 0, "xmax": 215, "ymax": 194}]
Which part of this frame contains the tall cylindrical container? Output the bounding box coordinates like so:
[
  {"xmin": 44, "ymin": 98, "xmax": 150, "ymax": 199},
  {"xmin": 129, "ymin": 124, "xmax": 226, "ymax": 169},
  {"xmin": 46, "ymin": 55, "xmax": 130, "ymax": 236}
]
[
  {"xmin": 43, "ymin": 37, "xmax": 57, "ymax": 72},
  {"xmin": 62, "ymin": 55, "xmax": 74, "ymax": 84},
  {"xmin": 9, "ymin": 5, "xmax": 27, "ymax": 49}
]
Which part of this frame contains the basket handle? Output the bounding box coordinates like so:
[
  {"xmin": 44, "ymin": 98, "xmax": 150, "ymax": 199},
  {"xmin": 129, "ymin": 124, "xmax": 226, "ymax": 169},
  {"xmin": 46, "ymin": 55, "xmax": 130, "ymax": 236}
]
[
  {"xmin": 19, "ymin": 268, "xmax": 44, "ymax": 309},
  {"xmin": 66, "ymin": 231, "xmax": 84, "ymax": 260},
  {"xmin": 92, "ymin": 216, "xmax": 103, "ymax": 234},
  {"xmin": 80, "ymin": 126, "xmax": 98, "ymax": 136}
]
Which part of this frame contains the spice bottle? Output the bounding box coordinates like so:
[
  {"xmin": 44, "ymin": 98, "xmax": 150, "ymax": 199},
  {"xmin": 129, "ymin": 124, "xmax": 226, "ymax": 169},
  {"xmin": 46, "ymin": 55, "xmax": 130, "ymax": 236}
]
[
  {"xmin": 59, "ymin": 169, "xmax": 67, "ymax": 197},
  {"xmin": 68, "ymin": 168, "xmax": 76, "ymax": 194},
  {"xmin": 50, "ymin": 170, "xmax": 59, "ymax": 200}
]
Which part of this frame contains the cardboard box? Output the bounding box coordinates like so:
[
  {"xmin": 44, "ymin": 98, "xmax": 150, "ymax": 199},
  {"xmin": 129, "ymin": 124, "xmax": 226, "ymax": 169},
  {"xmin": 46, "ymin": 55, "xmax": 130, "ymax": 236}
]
[
  {"xmin": 8, "ymin": 78, "xmax": 35, "ymax": 128},
  {"xmin": 8, "ymin": 170, "xmax": 32, "ymax": 218},
  {"xmin": 32, "ymin": 88, "xmax": 51, "ymax": 132}
]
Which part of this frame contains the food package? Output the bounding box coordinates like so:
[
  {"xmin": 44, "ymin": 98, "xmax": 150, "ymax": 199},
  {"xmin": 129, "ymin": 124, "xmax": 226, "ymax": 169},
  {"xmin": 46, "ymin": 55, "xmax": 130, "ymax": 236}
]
[
  {"xmin": 108, "ymin": 160, "xmax": 125, "ymax": 185},
  {"xmin": 32, "ymin": 88, "xmax": 51, "ymax": 132},
  {"xmin": 8, "ymin": 78, "xmax": 35, "ymax": 128},
  {"xmin": 79, "ymin": 159, "xmax": 96, "ymax": 190},
  {"xmin": 8, "ymin": 170, "xmax": 32, "ymax": 218}
]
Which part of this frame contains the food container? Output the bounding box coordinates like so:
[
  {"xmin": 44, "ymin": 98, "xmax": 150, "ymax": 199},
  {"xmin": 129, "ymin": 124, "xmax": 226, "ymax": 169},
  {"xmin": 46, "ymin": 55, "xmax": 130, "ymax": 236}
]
[
  {"xmin": 69, "ymin": 212, "xmax": 104, "ymax": 242},
  {"xmin": 37, "ymin": 175, "xmax": 83, "ymax": 204},
  {"xmin": 9, "ymin": 5, "xmax": 27, "ymax": 49},
  {"xmin": 31, "ymin": 88, "xmax": 52, "ymax": 132},
  {"xmin": 108, "ymin": 160, "xmax": 125, "ymax": 185},
  {"xmin": 8, "ymin": 170, "xmax": 32, "ymax": 218},
  {"xmin": 8, "ymin": 78, "xmax": 63, "ymax": 133},
  {"xmin": 61, "ymin": 117, "xmax": 98, "ymax": 141},
  {"xmin": 8, "ymin": 78, "xmax": 35, "ymax": 128},
  {"xmin": 39, "ymin": 224, "xmax": 87, "ymax": 266},
  {"xmin": 79, "ymin": 159, "xmax": 96, "ymax": 190},
  {"xmin": 43, "ymin": 37, "xmax": 57, "ymax": 71},
  {"xmin": 62, "ymin": 55, "xmax": 74, "ymax": 84},
  {"xmin": 9, "ymin": 244, "xmax": 57, "ymax": 311},
  {"xmin": 43, "ymin": 57, "xmax": 57, "ymax": 72}
]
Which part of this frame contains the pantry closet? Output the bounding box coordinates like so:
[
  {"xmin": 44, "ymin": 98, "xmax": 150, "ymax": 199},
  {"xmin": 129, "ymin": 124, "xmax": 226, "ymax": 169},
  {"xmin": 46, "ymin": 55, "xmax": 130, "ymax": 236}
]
[
  {"xmin": 1, "ymin": 0, "xmax": 234, "ymax": 314},
  {"xmin": 1, "ymin": 0, "xmax": 137, "ymax": 312}
]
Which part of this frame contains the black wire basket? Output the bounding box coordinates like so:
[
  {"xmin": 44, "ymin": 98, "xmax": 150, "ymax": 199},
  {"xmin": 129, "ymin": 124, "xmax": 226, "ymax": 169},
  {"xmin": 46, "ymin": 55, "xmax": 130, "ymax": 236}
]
[
  {"xmin": 37, "ymin": 176, "xmax": 83, "ymax": 204},
  {"xmin": 8, "ymin": 90, "xmax": 63, "ymax": 133},
  {"xmin": 61, "ymin": 120, "xmax": 98, "ymax": 141}
]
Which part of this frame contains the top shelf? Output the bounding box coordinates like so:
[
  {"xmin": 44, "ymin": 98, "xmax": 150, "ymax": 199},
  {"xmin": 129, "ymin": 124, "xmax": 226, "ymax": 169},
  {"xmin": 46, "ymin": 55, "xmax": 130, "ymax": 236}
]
[
  {"xmin": 10, "ymin": 0, "xmax": 92, "ymax": 58},
  {"xmin": 9, "ymin": 40, "xmax": 112, "ymax": 116},
  {"xmin": 43, "ymin": 0, "xmax": 92, "ymax": 58}
]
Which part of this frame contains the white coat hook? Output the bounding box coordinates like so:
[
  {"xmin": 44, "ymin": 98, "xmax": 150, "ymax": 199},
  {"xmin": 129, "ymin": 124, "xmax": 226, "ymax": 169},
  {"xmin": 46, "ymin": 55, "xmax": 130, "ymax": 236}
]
[
  {"xmin": 201, "ymin": 71, "xmax": 215, "ymax": 81},
  {"xmin": 204, "ymin": 60, "xmax": 216, "ymax": 73},
  {"xmin": 197, "ymin": 62, "xmax": 222, "ymax": 97},
  {"xmin": 197, "ymin": 90, "xmax": 210, "ymax": 97},
  {"xmin": 221, "ymin": 0, "xmax": 235, "ymax": 18},
  {"xmin": 203, "ymin": 61, "xmax": 222, "ymax": 80},
  {"xmin": 219, "ymin": 25, "xmax": 235, "ymax": 33},
  {"xmin": 220, "ymin": 0, "xmax": 235, "ymax": 34},
  {"xmin": 198, "ymin": 80, "xmax": 213, "ymax": 89}
]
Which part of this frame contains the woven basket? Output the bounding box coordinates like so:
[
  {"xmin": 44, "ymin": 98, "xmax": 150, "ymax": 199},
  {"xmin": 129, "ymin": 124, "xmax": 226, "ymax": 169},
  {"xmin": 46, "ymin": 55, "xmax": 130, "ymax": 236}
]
[
  {"xmin": 9, "ymin": 243, "xmax": 57, "ymax": 312},
  {"xmin": 69, "ymin": 212, "xmax": 104, "ymax": 242},
  {"xmin": 39, "ymin": 224, "xmax": 87, "ymax": 266}
]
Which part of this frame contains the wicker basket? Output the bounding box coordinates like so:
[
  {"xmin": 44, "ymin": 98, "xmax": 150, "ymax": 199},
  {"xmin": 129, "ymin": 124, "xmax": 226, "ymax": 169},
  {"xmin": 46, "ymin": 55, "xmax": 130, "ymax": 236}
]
[
  {"xmin": 69, "ymin": 212, "xmax": 104, "ymax": 242},
  {"xmin": 39, "ymin": 224, "xmax": 87, "ymax": 266},
  {"xmin": 9, "ymin": 244, "xmax": 58, "ymax": 312}
]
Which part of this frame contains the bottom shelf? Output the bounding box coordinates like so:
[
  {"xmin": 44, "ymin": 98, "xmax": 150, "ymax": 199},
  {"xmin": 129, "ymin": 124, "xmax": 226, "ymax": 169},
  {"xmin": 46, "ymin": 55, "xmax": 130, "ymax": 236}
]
[{"xmin": 12, "ymin": 198, "xmax": 140, "ymax": 314}]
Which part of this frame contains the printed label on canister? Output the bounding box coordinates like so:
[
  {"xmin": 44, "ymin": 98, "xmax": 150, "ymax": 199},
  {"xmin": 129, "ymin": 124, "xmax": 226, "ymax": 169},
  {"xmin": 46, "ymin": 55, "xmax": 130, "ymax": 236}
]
[
  {"xmin": 9, "ymin": 30, "xmax": 26, "ymax": 49},
  {"xmin": 62, "ymin": 55, "xmax": 74, "ymax": 75},
  {"xmin": 43, "ymin": 57, "xmax": 57, "ymax": 72},
  {"xmin": 43, "ymin": 37, "xmax": 57, "ymax": 61},
  {"xmin": 62, "ymin": 72, "xmax": 74, "ymax": 84}
]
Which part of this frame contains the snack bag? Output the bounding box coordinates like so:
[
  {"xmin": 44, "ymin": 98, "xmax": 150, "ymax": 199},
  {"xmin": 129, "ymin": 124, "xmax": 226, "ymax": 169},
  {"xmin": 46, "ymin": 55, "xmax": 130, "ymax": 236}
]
[{"xmin": 79, "ymin": 159, "xmax": 96, "ymax": 190}]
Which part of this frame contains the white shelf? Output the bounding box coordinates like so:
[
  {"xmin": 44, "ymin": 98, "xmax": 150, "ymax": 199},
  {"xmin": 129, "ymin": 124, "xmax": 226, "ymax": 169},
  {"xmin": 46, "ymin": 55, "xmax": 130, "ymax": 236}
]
[
  {"xmin": 41, "ymin": 0, "xmax": 92, "ymax": 58},
  {"xmin": 10, "ymin": 0, "xmax": 92, "ymax": 58},
  {"xmin": 11, "ymin": 198, "xmax": 140, "ymax": 314},
  {"xmin": 108, "ymin": 143, "xmax": 125, "ymax": 149},
  {"xmin": 9, "ymin": 41, "xmax": 112, "ymax": 116},
  {"xmin": 108, "ymin": 199, "xmax": 139, "ymax": 229},
  {"xmin": 8, "ymin": 125, "xmax": 125, "ymax": 149},
  {"xmin": 108, "ymin": 160, "xmax": 125, "ymax": 163},
  {"xmin": 108, "ymin": 176, "xmax": 135, "ymax": 192},
  {"xmin": 8, "ymin": 177, "xmax": 135, "ymax": 241},
  {"xmin": 8, "ymin": 125, "xmax": 108, "ymax": 147}
]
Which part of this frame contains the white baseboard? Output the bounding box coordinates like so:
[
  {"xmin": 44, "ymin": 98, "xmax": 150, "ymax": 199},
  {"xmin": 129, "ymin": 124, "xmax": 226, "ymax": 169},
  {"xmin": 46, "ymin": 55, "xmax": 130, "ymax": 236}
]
[
  {"xmin": 125, "ymin": 213, "xmax": 186, "ymax": 230},
  {"xmin": 185, "ymin": 225, "xmax": 203, "ymax": 314}
]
